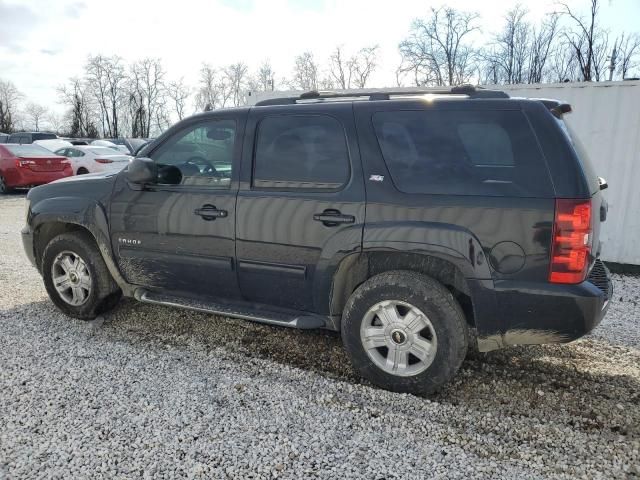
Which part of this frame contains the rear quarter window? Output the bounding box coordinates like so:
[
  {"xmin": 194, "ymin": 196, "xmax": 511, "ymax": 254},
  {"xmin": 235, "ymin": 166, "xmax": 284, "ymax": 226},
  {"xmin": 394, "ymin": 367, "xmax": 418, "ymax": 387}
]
[{"xmin": 372, "ymin": 109, "xmax": 553, "ymax": 197}]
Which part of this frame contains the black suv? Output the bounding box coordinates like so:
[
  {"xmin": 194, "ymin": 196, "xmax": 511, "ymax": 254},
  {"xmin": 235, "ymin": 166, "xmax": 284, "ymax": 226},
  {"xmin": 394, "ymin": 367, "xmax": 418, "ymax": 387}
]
[
  {"xmin": 22, "ymin": 86, "xmax": 612, "ymax": 394},
  {"xmin": 8, "ymin": 132, "xmax": 58, "ymax": 144}
]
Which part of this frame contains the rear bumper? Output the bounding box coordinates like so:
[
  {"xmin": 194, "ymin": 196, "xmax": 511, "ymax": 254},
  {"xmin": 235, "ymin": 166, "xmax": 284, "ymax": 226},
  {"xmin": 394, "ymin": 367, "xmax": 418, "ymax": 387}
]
[
  {"xmin": 475, "ymin": 260, "xmax": 613, "ymax": 352},
  {"xmin": 11, "ymin": 168, "xmax": 72, "ymax": 188}
]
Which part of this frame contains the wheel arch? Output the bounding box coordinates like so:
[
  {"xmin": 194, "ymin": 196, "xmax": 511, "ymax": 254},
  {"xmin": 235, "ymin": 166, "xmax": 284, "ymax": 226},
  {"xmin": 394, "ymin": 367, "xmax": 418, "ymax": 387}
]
[
  {"xmin": 30, "ymin": 197, "xmax": 133, "ymax": 296},
  {"xmin": 329, "ymin": 250, "xmax": 480, "ymax": 330}
]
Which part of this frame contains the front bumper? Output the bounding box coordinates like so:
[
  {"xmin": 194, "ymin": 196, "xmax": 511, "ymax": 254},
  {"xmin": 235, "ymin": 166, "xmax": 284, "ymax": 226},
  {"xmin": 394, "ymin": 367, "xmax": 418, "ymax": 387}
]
[
  {"xmin": 21, "ymin": 225, "xmax": 37, "ymax": 270},
  {"xmin": 476, "ymin": 260, "xmax": 612, "ymax": 352}
]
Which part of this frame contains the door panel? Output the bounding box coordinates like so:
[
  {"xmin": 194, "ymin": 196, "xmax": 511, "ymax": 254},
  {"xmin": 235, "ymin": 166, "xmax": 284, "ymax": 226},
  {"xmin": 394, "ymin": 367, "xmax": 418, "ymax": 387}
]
[
  {"xmin": 109, "ymin": 112, "xmax": 246, "ymax": 299},
  {"xmin": 236, "ymin": 104, "xmax": 365, "ymax": 313}
]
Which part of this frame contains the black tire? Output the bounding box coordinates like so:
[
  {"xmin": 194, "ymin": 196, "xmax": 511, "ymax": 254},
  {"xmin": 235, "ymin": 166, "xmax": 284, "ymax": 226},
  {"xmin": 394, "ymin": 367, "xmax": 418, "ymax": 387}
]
[
  {"xmin": 0, "ymin": 173, "xmax": 12, "ymax": 194},
  {"xmin": 77, "ymin": 168, "xmax": 89, "ymax": 175},
  {"xmin": 42, "ymin": 232, "xmax": 122, "ymax": 320},
  {"xmin": 341, "ymin": 271, "xmax": 468, "ymax": 395}
]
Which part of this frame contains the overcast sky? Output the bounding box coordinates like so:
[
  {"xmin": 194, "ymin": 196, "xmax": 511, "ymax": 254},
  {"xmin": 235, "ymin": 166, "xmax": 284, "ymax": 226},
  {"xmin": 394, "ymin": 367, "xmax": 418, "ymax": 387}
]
[{"xmin": 1, "ymin": 0, "xmax": 639, "ymax": 115}]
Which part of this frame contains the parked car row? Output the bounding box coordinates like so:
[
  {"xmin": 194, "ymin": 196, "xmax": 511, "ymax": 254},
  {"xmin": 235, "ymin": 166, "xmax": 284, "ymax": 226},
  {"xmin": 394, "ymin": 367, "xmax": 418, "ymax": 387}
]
[
  {"xmin": 0, "ymin": 132, "xmax": 151, "ymax": 193},
  {"xmin": 0, "ymin": 132, "xmax": 151, "ymax": 154}
]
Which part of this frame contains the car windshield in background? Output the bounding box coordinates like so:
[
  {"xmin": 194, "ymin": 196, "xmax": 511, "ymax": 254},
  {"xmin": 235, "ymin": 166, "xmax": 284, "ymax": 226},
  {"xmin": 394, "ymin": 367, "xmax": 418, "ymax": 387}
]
[
  {"xmin": 89, "ymin": 147, "xmax": 121, "ymax": 155},
  {"xmin": 128, "ymin": 138, "xmax": 147, "ymax": 151},
  {"xmin": 5, "ymin": 144, "xmax": 56, "ymax": 156}
]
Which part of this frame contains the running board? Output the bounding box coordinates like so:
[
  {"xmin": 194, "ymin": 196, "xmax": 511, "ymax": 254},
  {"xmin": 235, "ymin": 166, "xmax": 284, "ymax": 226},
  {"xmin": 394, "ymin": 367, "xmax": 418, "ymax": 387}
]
[{"xmin": 136, "ymin": 290, "xmax": 327, "ymax": 330}]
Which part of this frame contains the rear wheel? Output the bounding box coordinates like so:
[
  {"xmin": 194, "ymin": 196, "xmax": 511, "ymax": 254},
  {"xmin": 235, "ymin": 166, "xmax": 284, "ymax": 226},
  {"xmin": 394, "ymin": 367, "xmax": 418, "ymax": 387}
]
[
  {"xmin": 0, "ymin": 174, "xmax": 12, "ymax": 194},
  {"xmin": 341, "ymin": 271, "xmax": 468, "ymax": 395},
  {"xmin": 42, "ymin": 232, "xmax": 121, "ymax": 320},
  {"xmin": 76, "ymin": 167, "xmax": 89, "ymax": 175}
]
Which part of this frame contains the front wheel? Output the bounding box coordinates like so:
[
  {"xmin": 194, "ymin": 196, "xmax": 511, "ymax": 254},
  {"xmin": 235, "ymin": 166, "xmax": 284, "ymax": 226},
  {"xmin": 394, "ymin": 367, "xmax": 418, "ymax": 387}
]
[
  {"xmin": 42, "ymin": 232, "xmax": 122, "ymax": 320},
  {"xmin": 341, "ymin": 271, "xmax": 468, "ymax": 395}
]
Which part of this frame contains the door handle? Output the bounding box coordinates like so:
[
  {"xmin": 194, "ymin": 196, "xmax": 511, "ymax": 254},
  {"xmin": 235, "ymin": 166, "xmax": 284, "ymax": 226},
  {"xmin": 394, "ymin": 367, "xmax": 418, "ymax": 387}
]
[
  {"xmin": 313, "ymin": 209, "xmax": 355, "ymax": 227},
  {"xmin": 194, "ymin": 204, "xmax": 228, "ymax": 221}
]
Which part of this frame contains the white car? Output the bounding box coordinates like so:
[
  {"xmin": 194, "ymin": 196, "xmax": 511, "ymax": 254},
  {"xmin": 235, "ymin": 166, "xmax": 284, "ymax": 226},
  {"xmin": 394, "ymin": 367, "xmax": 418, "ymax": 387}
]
[
  {"xmin": 91, "ymin": 139, "xmax": 130, "ymax": 154},
  {"xmin": 34, "ymin": 139, "xmax": 73, "ymax": 152},
  {"xmin": 54, "ymin": 146, "xmax": 131, "ymax": 175}
]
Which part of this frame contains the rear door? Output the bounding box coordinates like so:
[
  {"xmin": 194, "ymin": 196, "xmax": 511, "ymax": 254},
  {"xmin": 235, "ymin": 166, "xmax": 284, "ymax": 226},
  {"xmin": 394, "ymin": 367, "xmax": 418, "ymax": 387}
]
[{"xmin": 236, "ymin": 103, "xmax": 365, "ymax": 313}]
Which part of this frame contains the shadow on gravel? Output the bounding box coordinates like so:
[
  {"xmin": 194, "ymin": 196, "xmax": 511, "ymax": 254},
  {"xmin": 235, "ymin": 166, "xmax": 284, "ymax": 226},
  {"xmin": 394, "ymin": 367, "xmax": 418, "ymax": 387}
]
[{"xmin": 6, "ymin": 298, "xmax": 640, "ymax": 437}]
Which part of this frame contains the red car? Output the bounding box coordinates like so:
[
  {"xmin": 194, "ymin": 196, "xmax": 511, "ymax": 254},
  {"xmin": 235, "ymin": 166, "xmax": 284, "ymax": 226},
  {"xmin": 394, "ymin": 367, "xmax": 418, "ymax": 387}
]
[{"xmin": 0, "ymin": 143, "xmax": 73, "ymax": 194}]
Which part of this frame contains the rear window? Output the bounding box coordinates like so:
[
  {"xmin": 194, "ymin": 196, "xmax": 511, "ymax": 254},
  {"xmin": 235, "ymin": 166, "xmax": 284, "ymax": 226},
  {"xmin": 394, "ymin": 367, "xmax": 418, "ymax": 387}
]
[
  {"xmin": 4, "ymin": 144, "xmax": 55, "ymax": 156},
  {"xmin": 372, "ymin": 110, "xmax": 553, "ymax": 197},
  {"xmin": 555, "ymin": 118, "xmax": 599, "ymax": 194}
]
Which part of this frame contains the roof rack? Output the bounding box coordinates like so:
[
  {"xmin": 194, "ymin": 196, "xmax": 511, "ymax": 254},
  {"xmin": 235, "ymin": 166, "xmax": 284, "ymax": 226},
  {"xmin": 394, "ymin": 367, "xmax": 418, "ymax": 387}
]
[{"xmin": 255, "ymin": 85, "xmax": 509, "ymax": 106}]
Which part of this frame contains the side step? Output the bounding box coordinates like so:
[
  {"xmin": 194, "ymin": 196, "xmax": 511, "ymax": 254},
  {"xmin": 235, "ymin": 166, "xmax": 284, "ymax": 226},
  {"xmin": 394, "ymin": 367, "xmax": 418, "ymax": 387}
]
[{"xmin": 136, "ymin": 290, "xmax": 327, "ymax": 330}]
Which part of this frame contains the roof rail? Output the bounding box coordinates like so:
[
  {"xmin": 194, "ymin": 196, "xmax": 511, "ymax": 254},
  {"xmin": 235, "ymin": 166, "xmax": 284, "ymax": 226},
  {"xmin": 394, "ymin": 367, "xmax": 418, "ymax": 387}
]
[{"xmin": 255, "ymin": 85, "xmax": 509, "ymax": 106}]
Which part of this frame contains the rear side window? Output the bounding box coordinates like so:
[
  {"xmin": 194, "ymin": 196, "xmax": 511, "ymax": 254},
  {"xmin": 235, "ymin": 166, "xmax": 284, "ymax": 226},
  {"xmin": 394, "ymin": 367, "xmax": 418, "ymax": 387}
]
[
  {"xmin": 373, "ymin": 110, "xmax": 552, "ymax": 197},
  {"xmin": 253, "ymin": 115, "xmax": 350, "ymax": 189}
]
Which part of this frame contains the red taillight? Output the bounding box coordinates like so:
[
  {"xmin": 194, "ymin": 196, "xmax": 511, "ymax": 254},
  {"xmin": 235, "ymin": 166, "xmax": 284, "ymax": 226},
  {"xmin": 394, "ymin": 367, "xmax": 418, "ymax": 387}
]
[
  {"xmin": 549, "ymin": 199, "xmax": 592, "ymax": 284},
  {"xmin": 94, "ymin": 158, "xmax": 113, "ymax": 164},
  {"xmin": 16, "ymin": 159, "xmax": 35, "ymax": 168}
]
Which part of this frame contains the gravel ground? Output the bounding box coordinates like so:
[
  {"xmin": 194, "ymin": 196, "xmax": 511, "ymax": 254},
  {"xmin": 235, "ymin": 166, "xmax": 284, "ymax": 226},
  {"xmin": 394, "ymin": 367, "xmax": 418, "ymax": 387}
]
[{"xmin": 1, "ymin": 193, "xmax": 639, "ymax": 479}]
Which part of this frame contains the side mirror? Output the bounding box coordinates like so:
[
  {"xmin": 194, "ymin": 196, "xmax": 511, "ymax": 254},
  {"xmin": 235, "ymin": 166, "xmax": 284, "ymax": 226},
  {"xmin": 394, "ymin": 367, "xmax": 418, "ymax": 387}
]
[
  {"xmin": 598, "ymin": 176, "xmax": 608, "ymax": 191},
  {"xmin": 126, "ymin": 157, "xmax": 157, "ymax": 184}
]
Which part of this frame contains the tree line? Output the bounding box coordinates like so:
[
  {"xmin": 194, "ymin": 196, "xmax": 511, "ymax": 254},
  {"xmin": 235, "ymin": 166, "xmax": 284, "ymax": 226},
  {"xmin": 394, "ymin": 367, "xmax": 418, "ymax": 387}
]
[{"xmin": 1, "ymin": 0, "xmax": 638, "ymax": 138}]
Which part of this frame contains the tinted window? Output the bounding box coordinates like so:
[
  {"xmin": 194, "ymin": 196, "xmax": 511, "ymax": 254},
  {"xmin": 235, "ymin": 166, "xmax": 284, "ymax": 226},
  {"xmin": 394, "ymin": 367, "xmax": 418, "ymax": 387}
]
[
  {"xmin": 373, "ymin": 110, "xmax": 552, "ymax": 197},
  {"xmin": 253, "ymin": 115, "xmax": 349, "ymax": 189},
  {"xmin": 33, "ymin": 133, "xmax": 57, "ymax": 141},
  {"xmin": 152, "ymin": 119, "xmax": 235, "ymax": 188}
]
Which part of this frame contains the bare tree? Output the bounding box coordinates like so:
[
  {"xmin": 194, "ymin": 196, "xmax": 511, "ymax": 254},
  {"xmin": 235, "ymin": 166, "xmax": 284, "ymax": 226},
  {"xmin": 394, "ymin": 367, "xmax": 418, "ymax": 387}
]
[
  {"xmin": 592, "ymin": 32, "xmax": 610, "ymax": 81},
  {"xmin": 329, "ymin": 46, "xmax": 351, "ymax": 89},
  {"xmin": 610, "ymin": 33, "xmax": 640, "ymax": 80},
  {"xmin": 128, "ymin": 58, "xmax": 166, "ymax": 137},
  {"xmin": 0, "ymin": 79, "xmax": 22, "ymax": 133},
  {"xmin": 58, "ymin": 78, "xmax": 98, "ymax": 137},
  {"xmin": 46, "ymin": 111, "xmax": 66, "ymax": 135},
  {"xmin": 253, "ymin": 61, "xmax": 276, "ymax": 92},
  {"xmin": 351, "ymin": 46, "xmax": 380, "ymax": 88},
  {"xmin": 558, "ymin": 0, "xmax": 606, "ymax": 81},
  {"xmin": 527, "ymin": 14, "xmax": 560, "ymax": 83},
  {"xmin": 195, "ymin": 64, "xmax": 233, "ymax": 111},
  {"xmin": 166, "ymin": 78, "xmax": 191, "ymax": 121},
  {"xmin": 224, "ymin": 62, "xmax": 249, "ymax": 107},
  {"xmin": 549, "ymin": 45, "xmax": 580, "ymax": 82},
  {"xmin": 399, "ymin": 7, "xmax": 480, "ymax": 86},
  {"xmin": 292, "ymin": 51, "xmax": 319, "ymax": 90},
  {"xmin": 486, "ymin": 5, "xmax": 530, "ymax": 84},
  {"xmin": 25, "ymin": 103, "xmax": 48, "ymax": 131},
  {"xmin": 85, "ymin": 55, "xmax": 127, "ymax": 138}
]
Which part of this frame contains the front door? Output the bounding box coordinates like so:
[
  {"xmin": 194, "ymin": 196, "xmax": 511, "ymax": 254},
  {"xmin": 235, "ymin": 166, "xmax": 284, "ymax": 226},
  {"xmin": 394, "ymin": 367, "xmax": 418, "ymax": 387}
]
[
  {"xmin": 236, "ymin": 104, "xmax": 365, "ymax": 313},
  {"xmin": 109, "ymin": 112, "xmax": 246, "ymax": 299}
]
